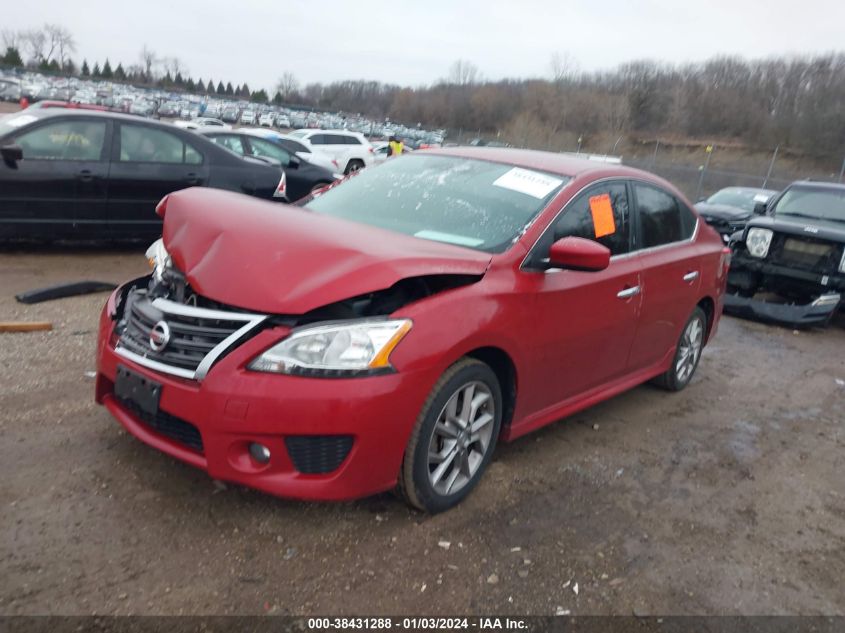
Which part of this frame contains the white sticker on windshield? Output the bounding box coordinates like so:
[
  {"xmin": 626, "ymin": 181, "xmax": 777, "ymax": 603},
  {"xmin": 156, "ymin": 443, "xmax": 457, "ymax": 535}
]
[
  {"xmin": 414, "ymin": 230, "xmax": 485, "ymax": 248},
  {"xmin": 753, "ymin": 194, "xmax": 770, "ymax": 203},
  {"xmin": 492, "ymin": 167, "xmax": 563, "ymax": 199},
  {"xmin": 4, "ymin": 115, "xmax": 38, "ymax": 128}
]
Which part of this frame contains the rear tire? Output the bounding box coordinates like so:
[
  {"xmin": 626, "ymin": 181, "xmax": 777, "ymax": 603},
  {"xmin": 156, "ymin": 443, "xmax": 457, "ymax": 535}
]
[
  {"xmin": 344, "ymin": 159, "xmax": 365, "ymax": 174},
  {"xmin": 652, "ymin": 306, "xmax": 707, "ymax": 391},
  {"xmin": 398, "ymin": 359, "xmax": 502, "ymax": 513}
]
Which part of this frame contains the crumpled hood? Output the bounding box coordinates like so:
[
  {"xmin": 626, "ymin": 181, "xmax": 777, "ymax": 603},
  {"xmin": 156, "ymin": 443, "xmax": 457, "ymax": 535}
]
[
  {"xmin": 160, "ymin": 188, "xmax": 492, "ymax": 314},
  {"xmin": 694, "ymin": 202, "xmax": 751, "ymax": 221}
]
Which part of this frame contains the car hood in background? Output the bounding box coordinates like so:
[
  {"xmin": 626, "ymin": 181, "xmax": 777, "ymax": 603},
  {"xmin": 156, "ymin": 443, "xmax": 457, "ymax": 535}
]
[
  {"xmin": 694, "ymin": 202, "xmax": 751, "ymax": 220},
  {"xmin": 161, "ymin": 188, "xmax": 492, "ymax": 314},
  {"xmin": 746, "ymin": 214, "xmax": 845, "ymax": 242}
]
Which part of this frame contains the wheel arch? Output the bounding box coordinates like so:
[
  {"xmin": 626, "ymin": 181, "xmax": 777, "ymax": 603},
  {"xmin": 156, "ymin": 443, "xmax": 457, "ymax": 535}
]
[
  {"xmin": 464, "ymin": 346, "xmax": 517, "ymax": 434},
  {"xmin": 697, "ymin": 295, "xmax": 716, "ymax": 342}
]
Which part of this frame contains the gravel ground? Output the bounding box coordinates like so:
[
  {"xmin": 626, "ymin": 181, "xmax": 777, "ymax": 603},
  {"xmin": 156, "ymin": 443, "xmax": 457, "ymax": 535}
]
[{"xmin": 1, "ymin": 248, "xmax": 844, "ymax": 616}]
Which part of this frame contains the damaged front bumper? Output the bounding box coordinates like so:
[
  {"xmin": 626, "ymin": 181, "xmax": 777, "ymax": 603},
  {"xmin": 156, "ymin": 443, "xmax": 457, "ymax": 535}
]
[
  {"xmin": 723, "ymin": 291, "xmax": 841, "ymax": 326},
  {"xmin": 725, "ymin": 252, "xmax": 844, "ymax": 326}
]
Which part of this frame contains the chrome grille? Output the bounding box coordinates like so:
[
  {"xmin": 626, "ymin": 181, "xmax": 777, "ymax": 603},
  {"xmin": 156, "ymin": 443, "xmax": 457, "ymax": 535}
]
[{"xmin": 116, "ymin": 292, "xmax": 266, "ymax": 380}]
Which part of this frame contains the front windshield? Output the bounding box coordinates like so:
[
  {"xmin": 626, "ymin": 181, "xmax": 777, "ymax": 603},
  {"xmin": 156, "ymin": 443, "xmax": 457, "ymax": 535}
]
[
  {"xmin": 706, "ymin": 188, "xmax": 774, "ymax": 212},
  {"xmin": 0, "ymin": 112, "xmax": 42, "ymax": 137},
  {"xmin": 304, "ymin": 154, "xmax": 569, "ymax": 253},
  {"xmin": 774, "ymin": 186, "xmax": 845, "ymax": 223}
]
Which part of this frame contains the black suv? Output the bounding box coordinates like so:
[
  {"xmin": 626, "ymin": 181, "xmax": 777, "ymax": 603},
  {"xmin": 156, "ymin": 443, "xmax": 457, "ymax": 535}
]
[{"xmin": 726, "ymin": 181, "xmax": 845, "ymax": 326}]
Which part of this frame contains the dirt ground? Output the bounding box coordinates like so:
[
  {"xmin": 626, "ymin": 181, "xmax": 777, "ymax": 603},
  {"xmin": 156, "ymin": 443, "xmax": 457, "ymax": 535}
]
[{"xmin": 1, "ymin": 248, "xmax": 844, "ymax": 617}]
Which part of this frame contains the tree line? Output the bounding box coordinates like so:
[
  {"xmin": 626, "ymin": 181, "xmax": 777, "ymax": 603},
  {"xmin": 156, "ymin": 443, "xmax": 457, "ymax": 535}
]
[{"xmin": 2, "ymin": 24, "xmax": 843, "ymax": 161}]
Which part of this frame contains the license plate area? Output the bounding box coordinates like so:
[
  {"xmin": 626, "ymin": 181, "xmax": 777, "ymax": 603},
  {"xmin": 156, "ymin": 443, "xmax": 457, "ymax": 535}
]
[{"xmin": 115, "ymin": 364, "xmax": 161, "ymax": 417}]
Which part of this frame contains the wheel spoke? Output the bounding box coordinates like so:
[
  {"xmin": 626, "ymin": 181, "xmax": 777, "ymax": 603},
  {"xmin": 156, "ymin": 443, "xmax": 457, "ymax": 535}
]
[
  {"xmin": 434, "ymin": 420, "xmax": 459, "ymax": 439},
  {"xmin": 470, "ymin": 412, "xmax": 494, "ymax": 435},
  {"xmin": 430, "ymin": 447, "xmax": 458, "ymax": 485},
  {"xmin": 444, "ymin": 463, "xmax": 462, "ymax": 494},
  {"xmin": 428, "ymin": 441, "xmax": 456, "ymax": 464},
  {"xmin": 470, "ymin": 391, "xmax": 491, "ymax": 418},
  {"xmin": 458, "ymin": 449, "xmax": 472, "ymax": 478},
  {"xmin": 458, "ymin": 384, "xmax": 475, "ymax": 426}
]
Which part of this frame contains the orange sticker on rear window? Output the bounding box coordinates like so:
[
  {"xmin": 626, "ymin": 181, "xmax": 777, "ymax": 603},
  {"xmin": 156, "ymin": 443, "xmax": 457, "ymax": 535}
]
[{"xmin": 589, "ymin": 193, "xmax": 616, "ymax": 238}]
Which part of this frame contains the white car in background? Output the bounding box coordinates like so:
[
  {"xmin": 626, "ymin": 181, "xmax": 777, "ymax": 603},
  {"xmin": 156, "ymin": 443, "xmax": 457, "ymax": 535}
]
[
  {"xmin": 259, "ymin": 112, "xmax": 275, "ymax": 127},
  {"xmin": 288, "ymin": 129, "xmax": 374, "ymax": 174},
  {"xmin": 240, "ymin": 110, "xmax": 257, "ymax": 125},
  {"xmin": 173, "ymin": 117, "xmax": 231, "ymax": 131},
  {"xmin": 241, "ymin": 128, "xmax": 340, "ymax": 173},
  {"xmin": 276, "ymin": 114, "xmax": 291, "ymax": 128}
]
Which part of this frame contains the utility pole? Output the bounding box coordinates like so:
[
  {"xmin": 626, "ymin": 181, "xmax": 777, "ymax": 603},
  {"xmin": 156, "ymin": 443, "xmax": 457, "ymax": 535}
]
[
  {"xmin": 651, "ymin": 139, "xmax": 660, "ymax": 168},
  {"xmin": 763, "ymin": 145, "xmax": 779, "ymax": 188},
  {"xmin": 695, "ymin": 145, "xmax": 714, "ymax": 201}
]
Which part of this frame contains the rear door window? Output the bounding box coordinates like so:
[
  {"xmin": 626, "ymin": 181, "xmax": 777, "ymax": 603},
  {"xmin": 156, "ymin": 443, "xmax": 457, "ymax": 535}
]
[
  {"xmin": 634, "ymin": 184, "xmax": 684, "ymax": 248},
  {"xmin": 210, "ymin": 134, "xmax": 246, "ymax": 156},
  {"xmin": 247, "ymin": 137, "xmax": 291, "ymax": 166},
  {"xmin": 15, "ymin": 120, "xmax": 107, "ymax": 161},
  {"xmin": 118, "ymin": 125, "xmax": 198, "ymax": 164}
]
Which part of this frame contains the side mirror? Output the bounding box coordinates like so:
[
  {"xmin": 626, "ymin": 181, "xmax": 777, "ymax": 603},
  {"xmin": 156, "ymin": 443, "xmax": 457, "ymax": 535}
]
[
  {"xmin": 547, "ymin": 236, "xmax": 610, "ymax": 272},
  {"xmin": 753, "ymin": 202, "xmax": 767, "ymax": 215},
  {"xmin": 1, "ymin": 144, "xmax": 23, "ymax": 168}
]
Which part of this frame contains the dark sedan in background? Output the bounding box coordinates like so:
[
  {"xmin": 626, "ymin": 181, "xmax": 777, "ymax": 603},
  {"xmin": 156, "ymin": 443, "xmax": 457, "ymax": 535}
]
[
  {"xmin": 0, "ymin": 109, "xmax": 286, "ymax": 241},
  {"xmin": 695, "ymin": 186, "xmax": 778, "ymax": 241},
  {"xmin": 198, "ymin": 129, "xmax": 339, "ymax": 201}
]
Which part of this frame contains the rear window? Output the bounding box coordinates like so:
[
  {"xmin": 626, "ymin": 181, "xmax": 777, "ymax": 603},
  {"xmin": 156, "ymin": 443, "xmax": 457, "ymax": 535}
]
[{"xmin": 304, "ymin": 154, "xmax": 569, "ymax": 253}]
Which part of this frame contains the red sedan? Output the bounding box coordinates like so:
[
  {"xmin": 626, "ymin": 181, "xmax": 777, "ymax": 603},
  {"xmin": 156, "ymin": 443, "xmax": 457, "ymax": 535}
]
[{"xmin": 96, "ymin": 147, "xmax": 728, "ymax": 513}]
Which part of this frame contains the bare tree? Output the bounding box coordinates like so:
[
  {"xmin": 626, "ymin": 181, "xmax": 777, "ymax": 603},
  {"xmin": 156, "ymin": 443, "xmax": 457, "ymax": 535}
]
[
  {"xmin": 550, "ymin": 51, "xmax": 579, "ymax": 83},
  {"xmin": 43, "ymin": 24, "xmax": 76, "ymax": 66},
  {"xmin": 1, "ymin": 29, "xmax": 22, "ymax": 50},
  {"xmin": 162, "ymin": 56, "xmax": 187, "ymax": 79},
  {"xmin": 21, "ymin": 28, "xmax": 47, "ymax": 64},
  {"xmin": 447, "ymin": 59, "xmax": 480, "ymax": 86},
  {"xmin": 275, "ymin": 72, "xmax": 300, "ymax": 101},
  {"xmin": 139, "ymin": 44, "xmax": 157, "ymax": 80}
]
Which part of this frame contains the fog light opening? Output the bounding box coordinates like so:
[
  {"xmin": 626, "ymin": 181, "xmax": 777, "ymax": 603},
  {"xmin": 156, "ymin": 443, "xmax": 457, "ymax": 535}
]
[{"xmin": 249, "ymin": 442, "xmax": 271, "ymax": 464}]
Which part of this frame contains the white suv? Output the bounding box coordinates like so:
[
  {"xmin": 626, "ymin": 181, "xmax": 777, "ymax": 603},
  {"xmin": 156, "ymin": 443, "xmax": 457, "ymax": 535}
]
[{"xmin": 289, "ymin": 129, "xmax": 374, "ymax": 174}]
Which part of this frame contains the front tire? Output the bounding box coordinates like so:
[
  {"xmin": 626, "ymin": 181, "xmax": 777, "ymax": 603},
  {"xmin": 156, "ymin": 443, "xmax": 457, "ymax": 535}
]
[
  {"xmin": 399, "ymin": 358, "xmax": 502, "ymax": 513},
  {"xmin": 652, "ymin": 306, "xmax": 707, "ymax": 391}
]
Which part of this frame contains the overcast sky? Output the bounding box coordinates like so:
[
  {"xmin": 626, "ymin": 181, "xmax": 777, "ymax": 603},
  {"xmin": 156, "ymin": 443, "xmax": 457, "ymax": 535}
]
[{"xmin": 7, "ymin": 0, "xmax": 845, "ymax": 90}]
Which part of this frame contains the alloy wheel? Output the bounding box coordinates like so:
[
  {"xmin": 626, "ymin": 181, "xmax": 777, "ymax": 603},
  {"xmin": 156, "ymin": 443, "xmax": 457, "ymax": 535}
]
[
  {"xmin": 676, "ymin": 315, "xmax": 704, "ymax": 383},
  {"xmin": 426, "ymin": 381, "xmax": 496, "ymax": 496}
]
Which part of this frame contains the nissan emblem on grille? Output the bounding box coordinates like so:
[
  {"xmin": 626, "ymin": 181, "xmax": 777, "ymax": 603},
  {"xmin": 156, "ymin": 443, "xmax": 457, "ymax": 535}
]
[{"xmin": 149, "ymin": 321, "xmax": 171, "ymax": 352}]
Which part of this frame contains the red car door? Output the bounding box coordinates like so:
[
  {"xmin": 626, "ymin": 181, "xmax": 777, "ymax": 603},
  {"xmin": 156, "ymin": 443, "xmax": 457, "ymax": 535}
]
[
  {"xmin": 520, "ymin": 181, "xmax": 643, "ymax": 414},
  {"xmin": 627, "ymin": 182, "xmax": 703, "ymax": 372}
]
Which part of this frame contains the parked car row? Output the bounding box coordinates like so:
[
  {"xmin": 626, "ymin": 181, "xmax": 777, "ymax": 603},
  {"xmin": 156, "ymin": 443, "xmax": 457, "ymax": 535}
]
[{"xmin": 0, "ymin": 70, "xmax": 447, "ymax": 147}]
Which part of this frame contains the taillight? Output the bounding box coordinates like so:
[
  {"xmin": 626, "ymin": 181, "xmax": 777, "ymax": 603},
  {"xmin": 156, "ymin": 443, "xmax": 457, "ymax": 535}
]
[
  {"xmin": 720, "ymin": 247, "xmax": 731, "ymax": 275},
  {"xmin": 368, "ymin": 146, "xmax": 374, "ymax": 153},
  {"xmin": 273, "ymin": 171, "xmax": 287, "ymax": 199},
  {"xmin": 155, "ymin": 195, "xmax": 169, "ymax": 218}
]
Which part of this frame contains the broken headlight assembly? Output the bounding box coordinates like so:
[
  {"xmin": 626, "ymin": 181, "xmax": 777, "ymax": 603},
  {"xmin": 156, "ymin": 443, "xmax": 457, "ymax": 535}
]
[
  {"xmin": 248, "ymin": 319, "xmax": 412, "ymax": 377},
  {"xmin": 145, "ymin": 238, "xmax": 171, "ymax": 283},
  {"xmin": 746, "ymin": 228, "xmax": 773, "ymax": 258}
]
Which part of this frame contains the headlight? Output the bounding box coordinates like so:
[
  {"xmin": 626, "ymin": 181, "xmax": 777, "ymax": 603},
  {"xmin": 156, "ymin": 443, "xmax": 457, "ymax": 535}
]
[
  {"xmin": 145, "ymin": 238, "xmax": 170, "ymax": 282},
  {"xmin": 746, "ymin": 228, "xmax": 773, "ymax": 258},
  {"xmin": 249, "ymin": 319, "xmax": 412, "ymax": 376}
]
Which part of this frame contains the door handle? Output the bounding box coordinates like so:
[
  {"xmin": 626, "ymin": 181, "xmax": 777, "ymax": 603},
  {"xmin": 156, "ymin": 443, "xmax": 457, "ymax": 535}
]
[
  {"xmin": 617, "ymin": 286, "xmax": 641, "ymax": 299},
  {"xmin": 683, "ymin": 271, "xmax": 699, "ymax": 282},
  {"xmin": 184, "ymin": 172, "xmax": 200, "ymax": 185},
  {"xmin": 77, "ymin": 169, "xmax": 94, "ymax": 182}
]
